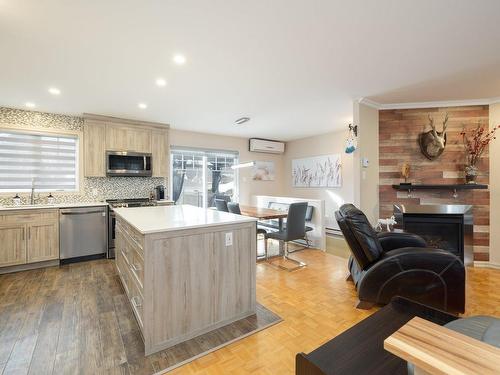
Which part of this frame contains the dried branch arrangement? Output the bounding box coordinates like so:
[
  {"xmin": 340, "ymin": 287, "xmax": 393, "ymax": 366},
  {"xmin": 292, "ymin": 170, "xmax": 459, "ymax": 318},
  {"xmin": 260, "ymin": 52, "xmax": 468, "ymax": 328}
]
[{"xmin": 461, "ymin": 123, "xmax": 500, "ymax": 166}]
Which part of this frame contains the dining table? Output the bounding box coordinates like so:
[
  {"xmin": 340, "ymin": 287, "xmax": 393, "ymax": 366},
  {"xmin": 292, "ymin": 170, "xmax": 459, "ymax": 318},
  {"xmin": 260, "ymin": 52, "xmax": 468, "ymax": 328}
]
[
  {"xmin": 239, "ymin": 204, "xmax": 288, "ymax": 229},
  {"xmin": 239, "ymin": 205, "xmax": 288, "ymax": 255}
]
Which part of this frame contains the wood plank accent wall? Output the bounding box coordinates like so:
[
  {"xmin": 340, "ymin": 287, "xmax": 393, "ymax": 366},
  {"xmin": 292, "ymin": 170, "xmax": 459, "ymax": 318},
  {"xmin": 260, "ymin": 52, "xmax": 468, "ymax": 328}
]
[{"xmin": 379, "ymin": 105, "xmax": 490, "ymax": 262}]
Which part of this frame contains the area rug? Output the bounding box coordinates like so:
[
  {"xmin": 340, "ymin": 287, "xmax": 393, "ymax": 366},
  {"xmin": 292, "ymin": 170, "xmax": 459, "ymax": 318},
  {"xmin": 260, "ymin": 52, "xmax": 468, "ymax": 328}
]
[{"xmin": 149, "ymin": 303, "xmax": 282, "ymax": 374}]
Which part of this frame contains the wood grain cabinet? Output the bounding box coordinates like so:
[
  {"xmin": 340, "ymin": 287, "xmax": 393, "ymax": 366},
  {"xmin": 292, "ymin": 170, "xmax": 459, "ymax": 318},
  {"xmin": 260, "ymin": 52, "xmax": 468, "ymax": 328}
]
[
  {"xmin": 27, "ymin": 221, "xmax": 59, "ymax": 263},
  {"xmin": 105, "ymin": 124, "xmax": 129, "ymax": 151},
  {"xmin": 115, "ymin": 216, "xmax": 256, "ymax": 355},
  {"xmin": 106, "ymin": 124, "xmax": 152, "ymax": 153},
  {"xmin": 83, "ymin": 120, "xmax": 106, "ymax": 177},
  {"xmin": 151, "ymin": 129, "xmax": 169, "ymax": 177},
  {"xmin": 83, "ymin": 115, "xmax": 169, "ymax": 178},
  {"xmin": 129, "ymin": 127, "xmax": 152, "ymax": 153},
  {"xmin": 0, "ymin": 209, "xmax": 59, "ymax": 269},
  {"xmin": 0, "ymin": 225, "xmax": 26, "ymax": 267}
]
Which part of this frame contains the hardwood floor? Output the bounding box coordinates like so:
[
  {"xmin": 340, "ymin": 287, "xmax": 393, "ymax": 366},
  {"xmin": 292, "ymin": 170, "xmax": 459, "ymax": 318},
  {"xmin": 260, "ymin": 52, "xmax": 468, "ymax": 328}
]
[{"xmin": 0, "ymin": 250, "xmax": 499, "ymax": 374}]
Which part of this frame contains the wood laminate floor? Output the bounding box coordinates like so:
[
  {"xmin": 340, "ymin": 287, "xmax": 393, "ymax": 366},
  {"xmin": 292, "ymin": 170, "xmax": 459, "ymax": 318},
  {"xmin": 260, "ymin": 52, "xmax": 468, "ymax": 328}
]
[{"xmin": 1, "ymin": 250, "xmax": 500, "ymax": 374}]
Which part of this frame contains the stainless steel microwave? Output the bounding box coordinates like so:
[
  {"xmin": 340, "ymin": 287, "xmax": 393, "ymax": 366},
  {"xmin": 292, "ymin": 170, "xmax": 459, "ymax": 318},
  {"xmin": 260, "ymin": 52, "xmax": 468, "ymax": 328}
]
[{"xmin": 106, "ymin": 151, "xmax": 152, "ymax": 177}]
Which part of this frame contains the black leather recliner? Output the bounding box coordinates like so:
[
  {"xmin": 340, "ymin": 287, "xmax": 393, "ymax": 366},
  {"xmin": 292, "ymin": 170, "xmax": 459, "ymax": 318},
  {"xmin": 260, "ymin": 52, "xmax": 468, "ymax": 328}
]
[{"xmin": 335, "ymin": 204, "xmax": 465, "ymax": 313}]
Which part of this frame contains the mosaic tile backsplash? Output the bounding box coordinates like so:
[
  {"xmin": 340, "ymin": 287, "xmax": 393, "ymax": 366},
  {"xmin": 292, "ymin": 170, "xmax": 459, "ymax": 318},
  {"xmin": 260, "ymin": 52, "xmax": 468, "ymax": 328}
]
[{"xmin": 0, "ymin": 107, "xmax": 167, "ymax": 206}]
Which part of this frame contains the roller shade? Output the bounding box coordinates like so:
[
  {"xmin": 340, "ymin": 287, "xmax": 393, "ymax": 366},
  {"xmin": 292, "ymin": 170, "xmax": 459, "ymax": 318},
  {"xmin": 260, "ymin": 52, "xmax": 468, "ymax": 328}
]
[{"xmin": 0, "ymin": 130, "xmax": 78, "ymax": 192}]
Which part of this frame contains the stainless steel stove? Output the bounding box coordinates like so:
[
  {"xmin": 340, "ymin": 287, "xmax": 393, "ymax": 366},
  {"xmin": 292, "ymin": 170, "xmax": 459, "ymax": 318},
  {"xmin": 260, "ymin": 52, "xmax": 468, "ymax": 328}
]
[{"xmin": 106, "ymin": 198, "xmax": 155, "ymax": 258}]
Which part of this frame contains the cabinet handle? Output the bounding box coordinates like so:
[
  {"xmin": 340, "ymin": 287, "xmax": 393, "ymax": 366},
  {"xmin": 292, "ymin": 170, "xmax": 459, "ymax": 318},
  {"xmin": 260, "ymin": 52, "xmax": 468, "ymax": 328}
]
[
  {"xmin": 131, "ymin": 263, "xmax": 141, "ymax": 272},
  {"xmin": 28, "ymin": 227, "xmax": 31, "ymax": 240},
  {"xmin": 132, "ymin": 296, "xmax": 142, "ymax": 308},
  {"xmin": 121, "ymin": 249, "xmax": 130, "ymax": 265}
]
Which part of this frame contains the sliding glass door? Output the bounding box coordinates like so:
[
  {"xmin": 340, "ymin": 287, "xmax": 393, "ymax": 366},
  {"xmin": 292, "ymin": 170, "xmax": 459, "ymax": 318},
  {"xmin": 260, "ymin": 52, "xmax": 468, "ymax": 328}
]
[{"xmin": 170, "ymin": 148, "xmax": 238, "ymax": 208}]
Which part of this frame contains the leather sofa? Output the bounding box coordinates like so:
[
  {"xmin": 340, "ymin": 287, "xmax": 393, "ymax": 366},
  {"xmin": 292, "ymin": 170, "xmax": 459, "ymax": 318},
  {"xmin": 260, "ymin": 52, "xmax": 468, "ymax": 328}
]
[{"xmin": 335, "ymin": 204, "xmax": 465, "ymax": 313}]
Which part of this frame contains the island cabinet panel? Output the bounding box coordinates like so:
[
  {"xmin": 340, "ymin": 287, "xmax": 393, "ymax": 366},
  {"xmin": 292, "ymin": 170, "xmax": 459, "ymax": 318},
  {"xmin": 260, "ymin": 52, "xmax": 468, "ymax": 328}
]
[
  {"xmin": 147, "ymin": 232, "xmax": 215, "ymax": 345},
  {"xmin": 114, "ymin": 216, "xmax": 257, "ymax": 356}
]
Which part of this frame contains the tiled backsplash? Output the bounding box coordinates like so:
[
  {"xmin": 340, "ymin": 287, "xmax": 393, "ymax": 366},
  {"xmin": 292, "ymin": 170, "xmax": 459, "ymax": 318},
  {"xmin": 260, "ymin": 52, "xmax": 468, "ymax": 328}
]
[{"xmin": 0, "ymin": 107, "xmax": 168, "ymax": 206}]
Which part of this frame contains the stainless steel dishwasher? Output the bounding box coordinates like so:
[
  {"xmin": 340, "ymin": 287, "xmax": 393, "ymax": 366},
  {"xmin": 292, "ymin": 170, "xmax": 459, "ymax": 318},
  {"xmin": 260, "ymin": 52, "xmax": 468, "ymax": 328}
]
[{"xmin": 59, "ymin": 206, "xmax": 108, "ymax": 262}]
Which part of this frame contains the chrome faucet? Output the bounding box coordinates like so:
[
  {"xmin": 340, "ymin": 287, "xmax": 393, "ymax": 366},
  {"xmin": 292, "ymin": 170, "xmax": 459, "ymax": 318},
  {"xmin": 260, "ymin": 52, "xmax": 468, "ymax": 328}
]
[{"xmin": 30, "ymin": 178, "xmax": 37, "ymax": 205}]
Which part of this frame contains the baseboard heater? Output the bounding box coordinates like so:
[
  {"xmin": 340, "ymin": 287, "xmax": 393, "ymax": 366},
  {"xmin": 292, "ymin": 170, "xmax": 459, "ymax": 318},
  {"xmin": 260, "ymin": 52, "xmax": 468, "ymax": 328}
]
[{"xmin": 325, "ymin": 227, "xmax": 343, "ymax": 237}]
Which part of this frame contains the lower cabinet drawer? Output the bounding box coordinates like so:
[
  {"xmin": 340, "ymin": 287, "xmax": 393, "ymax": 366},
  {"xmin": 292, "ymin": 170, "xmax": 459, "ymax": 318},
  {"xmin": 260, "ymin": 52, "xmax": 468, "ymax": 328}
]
[
  {"xmin": 129, "ymin": 248, "xmax": 144, "ymax": 289},
  {"xmin": 128, "ymin": 274, "xmax": 144, "ymax": 329},
  {"xmin": 116, "ymin": 248, "xmax": 144, "ymax": 331},
  {"xmin": 116, "ymin": 255, "xmax": 131, "ymax": 296}
]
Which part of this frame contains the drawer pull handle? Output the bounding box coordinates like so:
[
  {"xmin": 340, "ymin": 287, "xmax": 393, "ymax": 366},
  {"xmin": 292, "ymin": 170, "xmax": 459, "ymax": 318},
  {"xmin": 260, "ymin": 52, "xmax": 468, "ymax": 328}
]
[
  {"xmin": 132, "ymin": 296, "xmax": 142, "ymax": 308},
  {"xmin": 131, "ymin": 263, "xmax": 142, "ymax": 272},
  {"xmin": 121, "ymin": 249, "xmax": 130, "ymax": 265},
  {"xmin": 121, "ymin": 275, "xmax": 129, "ymax": 295}
]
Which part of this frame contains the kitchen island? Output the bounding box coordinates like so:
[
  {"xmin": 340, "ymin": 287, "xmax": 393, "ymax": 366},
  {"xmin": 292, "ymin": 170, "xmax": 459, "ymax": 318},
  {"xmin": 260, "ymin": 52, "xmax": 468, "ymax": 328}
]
[{"xmin": 113, "ymin": 204, "xmax": 257, "ymax": 355}]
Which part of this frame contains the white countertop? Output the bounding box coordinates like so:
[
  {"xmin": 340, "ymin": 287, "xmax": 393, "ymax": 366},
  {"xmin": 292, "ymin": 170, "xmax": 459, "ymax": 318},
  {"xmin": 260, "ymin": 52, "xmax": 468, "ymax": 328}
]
[
  {"xmin": 113, "ymin": 204, "xmax": 257, "ymax": 234},
  {"xmin": 0, "ymin": 202, "xmax": 108, "ymax": 211}
]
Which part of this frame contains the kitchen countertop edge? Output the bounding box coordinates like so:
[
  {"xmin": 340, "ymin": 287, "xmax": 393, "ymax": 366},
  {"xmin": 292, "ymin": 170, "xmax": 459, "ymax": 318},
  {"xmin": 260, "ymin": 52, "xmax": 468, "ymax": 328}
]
[
  {"xmin": 0, "ymin": 202, "xmax": 108, "ymax": 211},
  {"xmin": 113, "ymin": 205, "xmax": 257, "ymax": 235}
]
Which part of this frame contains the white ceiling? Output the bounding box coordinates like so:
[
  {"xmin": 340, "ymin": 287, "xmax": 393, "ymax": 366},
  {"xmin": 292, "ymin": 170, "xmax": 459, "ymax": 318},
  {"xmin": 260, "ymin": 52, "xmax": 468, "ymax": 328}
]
[{"xmin": 1, "ymin": 1, "xmax": 500, "ymax": 141}]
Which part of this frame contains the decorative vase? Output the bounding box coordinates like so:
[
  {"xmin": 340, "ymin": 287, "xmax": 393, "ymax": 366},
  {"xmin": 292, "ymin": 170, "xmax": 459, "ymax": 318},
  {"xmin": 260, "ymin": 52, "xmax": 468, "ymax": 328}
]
[{"xmin": 465, "ymin": 165, "xmax": 478, "ymax": 184}]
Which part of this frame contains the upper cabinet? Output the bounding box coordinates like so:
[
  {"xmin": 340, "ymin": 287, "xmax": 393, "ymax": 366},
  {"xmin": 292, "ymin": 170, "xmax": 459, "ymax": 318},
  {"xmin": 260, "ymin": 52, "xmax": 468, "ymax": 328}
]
[
  {"xmin": 105, "ymin": 124, "xmax": 152, "ymax": 153},
  {"xmin": 151, "ymin": 129, "xmax": 169, "ymax": 177},
  {"xmin": 84, "ymin": 120, "xmax": 106, "ymax": 177},
  {"xmin": 83, "ymin": 115, "xmax": 169, "ymax": 178}
]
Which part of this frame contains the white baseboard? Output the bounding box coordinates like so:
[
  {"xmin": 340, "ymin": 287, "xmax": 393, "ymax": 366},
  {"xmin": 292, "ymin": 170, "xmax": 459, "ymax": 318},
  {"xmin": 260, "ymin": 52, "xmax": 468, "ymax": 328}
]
[{"xmin": 473, "ymin": 261, "xmax": 500, "ymax": 269}]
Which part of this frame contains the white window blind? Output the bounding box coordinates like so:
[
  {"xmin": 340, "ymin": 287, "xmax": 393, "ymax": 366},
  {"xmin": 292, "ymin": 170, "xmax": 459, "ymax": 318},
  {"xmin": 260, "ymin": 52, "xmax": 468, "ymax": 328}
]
[{"xmin": 0, "ymin": 130, "xmax": 79, "ymax": 192}]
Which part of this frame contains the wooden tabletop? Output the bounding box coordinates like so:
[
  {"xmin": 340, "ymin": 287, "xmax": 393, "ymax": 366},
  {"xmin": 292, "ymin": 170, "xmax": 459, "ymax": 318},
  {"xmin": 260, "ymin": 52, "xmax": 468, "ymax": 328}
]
[
  {"xmin": 384, "ymin": 317, "xmax": 500, "ymax": 375},
  {"xmin": 296, "ymin": 297, "xmax": 457, "ymax": 375},
  {"xmin": 239, "ymin": 205, "xmax": 288, "ymax": 220}
]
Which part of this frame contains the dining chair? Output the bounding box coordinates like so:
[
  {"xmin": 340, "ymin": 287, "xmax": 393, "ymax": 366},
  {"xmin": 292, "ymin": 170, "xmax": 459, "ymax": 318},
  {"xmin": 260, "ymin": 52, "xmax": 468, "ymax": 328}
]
[
  {"xmin": 228, "ymin": 202, "xmax": 268, "ymax": 258},
  {"xmin": 227, "ymin": 202, "xmax": 241, "ymax": 214},
  {"xmin": 214, "ymin": 198, "xmax": 229, "ymax": 212},
  {"xmin": 264, "ymin": 202, "xmax": 307, "ymax": 271}
]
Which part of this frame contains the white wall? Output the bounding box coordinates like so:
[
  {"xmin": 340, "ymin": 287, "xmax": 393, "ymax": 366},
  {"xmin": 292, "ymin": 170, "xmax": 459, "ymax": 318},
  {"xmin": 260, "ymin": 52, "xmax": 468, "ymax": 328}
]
[
  {"xmin": 169, "ymin": 129, "xmax": 284, "ymax": 205},
  {"xmin": 353, "ymin": 102, "xmax": 379, "ymax": 225},
  {"xmin": 281, "ymin": 129, "xmax": 355, "ymax": 229}
]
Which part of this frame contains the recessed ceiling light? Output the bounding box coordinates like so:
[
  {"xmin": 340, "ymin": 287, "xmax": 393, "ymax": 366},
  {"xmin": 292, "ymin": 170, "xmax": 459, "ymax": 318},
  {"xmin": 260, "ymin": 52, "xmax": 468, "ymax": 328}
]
[
  {"xmin": 173, "ymin": 54, "xmax": 186, "ymax": 65},
  {"xmin": 48, "ymin": 87, "xmax": 61, "ymax": 95},
  {"xmin": 25, "ymin": 102, "xmax": 36, "ymax": 108},
  {"xmin": 138, "ymin": 103, "xmax": 148, "ymax": 109},
  {"xmin": 235, "ymin": 117, "xmax": 251, "ymax": 125},
  {"xmin": 156, "ymin": 78, "xmax": 167, "ymax": 87}
]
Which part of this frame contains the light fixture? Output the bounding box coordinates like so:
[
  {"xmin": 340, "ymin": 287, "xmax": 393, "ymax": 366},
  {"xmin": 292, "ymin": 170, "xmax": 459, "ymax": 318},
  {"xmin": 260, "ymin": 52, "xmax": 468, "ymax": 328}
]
[
  {"xmin": 25, "ymin": 102, "xmax": 36, "ymax": 108},
  {"xmin": 231, "ymin": 161, "xmax": 256, "ymax": 169},
  {"xmin": 235, "ymin": 117, "xmax": 250, "ymax": 125},
  {"xmin": 138, "ymin": 103, "xmax": 148, "ymax": 109},
  {"xmin": 173, "ymin": 54, "xmax": 186, "ymax": 65},
  {"xmin": 48, "ymin": 87, "xmax": 61, "ymax": 95},
  {"xmin": 156, "ymin": 78, "xmax": 167, "ymax": 87}
]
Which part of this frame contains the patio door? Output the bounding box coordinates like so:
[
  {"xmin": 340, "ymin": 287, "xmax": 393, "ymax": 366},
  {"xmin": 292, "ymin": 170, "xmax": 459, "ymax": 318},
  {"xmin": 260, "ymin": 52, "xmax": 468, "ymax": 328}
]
[{"xmin": 170, "ymin": 148, "xmax": 239, "ymax": 208}]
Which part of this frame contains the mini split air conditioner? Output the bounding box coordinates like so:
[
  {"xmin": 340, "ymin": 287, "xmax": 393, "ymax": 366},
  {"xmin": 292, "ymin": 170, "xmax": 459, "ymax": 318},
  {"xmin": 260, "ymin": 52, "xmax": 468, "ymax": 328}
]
[{"xmin": 249, "ymin": 138, "xmax": 285, "ymax": 154}]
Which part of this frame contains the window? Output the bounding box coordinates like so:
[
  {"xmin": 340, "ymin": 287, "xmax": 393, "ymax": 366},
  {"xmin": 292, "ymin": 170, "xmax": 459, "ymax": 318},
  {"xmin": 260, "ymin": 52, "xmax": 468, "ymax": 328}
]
[
  {"xmin": 0, "ymin": 129, "xmax": 79, "ymax": 192},
  {"xmin": 170, "ymin": 147, "xmax": 238, "ymax": 207}
]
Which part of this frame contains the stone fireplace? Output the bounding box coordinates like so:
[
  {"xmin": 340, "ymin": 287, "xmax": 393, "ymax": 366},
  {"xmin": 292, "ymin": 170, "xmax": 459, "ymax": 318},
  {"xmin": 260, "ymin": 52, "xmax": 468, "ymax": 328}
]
[{"xmin": 393, "ymin": 204, "xmax": 473, "ymax": 265}]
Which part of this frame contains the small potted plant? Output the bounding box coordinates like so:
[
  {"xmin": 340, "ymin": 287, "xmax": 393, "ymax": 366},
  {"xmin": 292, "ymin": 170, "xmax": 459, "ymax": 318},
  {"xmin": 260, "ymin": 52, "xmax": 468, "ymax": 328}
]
[{"xmin": 461, "ymin": 123, "xmax": 500, "ymax": 183}]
